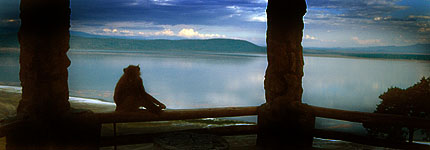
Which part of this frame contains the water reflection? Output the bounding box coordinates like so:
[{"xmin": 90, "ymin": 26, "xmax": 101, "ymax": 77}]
[
  {"xmin": 302, "ymin": 56, "xmax": 430, "ymax": 112},
  {"xmin": 1, "ymin": 50, "xmax": 429, "ymax": 124},
  {"xmin": 67, "ymin": 50, "xmax": 268, "ymax": 109}
]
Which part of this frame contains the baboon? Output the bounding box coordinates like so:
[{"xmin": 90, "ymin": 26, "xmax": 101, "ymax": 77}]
[{"xmin": 114, "ymin": 65, "xmax": 166, "ymax": 113}]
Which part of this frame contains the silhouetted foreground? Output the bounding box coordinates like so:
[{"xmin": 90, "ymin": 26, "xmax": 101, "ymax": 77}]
[
  {"xmin": 6, "ymin": 0, "xmax": 429, "ymax": 149},
  {"xmin": 17, "ymin": 0, "xmax": 71, "ymax": 118},
  {"xmin": 153, "ymin": 132, "xmax": 229, "ymax": 149},
  {"xmin": 257, "ymin": 0, "xmax": 315, "ymax": 149},
  {"xmin": 114, "ymin": 65, "xmax": 166, "ymax": 113},
  {"xmin": 365, "ymin": 77, "xmax": 430, "ymax": 143},
  {"xmin": 2, "ymin": 89, "xmax": 430, "ymax": 149},
  {"xmin": 7, "ymin": 0, "xmax": 101, "ymax": 149}
]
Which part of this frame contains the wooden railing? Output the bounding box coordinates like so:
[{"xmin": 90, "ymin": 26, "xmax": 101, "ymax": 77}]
[
  {"xmin": 94, "ymin": 105, "xmax": 430, "ymax": 149},
  {"xmin": 0, "ymin": 118, "xmax": 27, "ymax": 138},
  {"xmin": 308, "ymin": 105, "xmax": 430, "ymax": 149},
  {"xmin": 310, "ymin": 105, "xmax": 430, "ymax": 129},
  {"xmin": 94, "ymin": 106, "xmax": 258, "ymax": 123},
  {"xmin": 94, "ymin": 106, "xmax": 258, "ymax": 148},
  {"xmin": 1, "ymin": 105, "xmax": 430, "ymax": 149}
]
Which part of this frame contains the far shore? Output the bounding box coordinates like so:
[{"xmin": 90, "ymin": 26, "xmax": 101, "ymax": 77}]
[
  {"xmin": 2, "ymin": 47, "xmax": 429, "ymax": 62},
  {"xmin": 303, "ymin": 53, "xmax": 430, "ymax": 62}
]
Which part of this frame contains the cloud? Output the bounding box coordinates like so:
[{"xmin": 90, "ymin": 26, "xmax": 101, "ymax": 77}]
[
  {"xmin": 418, "ymin": 28, "xmax": 430, "ymax": 33},
  {"xmin": 177, "ymin": 28, "xmax": 200, "ymax": 38},
  {"xmin": 304, "ymin": 34, "xmax": 318, "ymax": 40},
  {"xmin": 307, "ymin": 0, "xmax": 408, "ymax": 19},
  {"xmin": 156, "ymin": 29, "xmax": 175, "ymax": 36},
  {"xmin": 68, "ymin": 19, "xmax": 272, "ymax": 44},
  {"xmin": 302, "ymin": 0, "xmax": 430, "ymax": 47},
  {"xmin": 249, "ymin": 13, "xmax": 267, "ymax": 22},
  {"xmin": 225, "ymin": 4, "xmax": 267, "ymax": 23},
  {"xmin": 177, "ymin": 28, "xmax": 226, "ymax": 38},
  {"xmin": 65, "ymin": 0, "xmax": 268, "ymax": 45},
  {"xmin": 97, "ymin": 26, "xmax": 226, "ymax": 39},
  {"xmin": 351, "ymin": 36, "xmax": 382, "ymax": 45},
  {"xmin": 70, "ymin": 0, "xmax": 267, "ymax": 26},
  {"xmin": 0, "ymin": 18, "xmax": 20, "ymax": 28},
  {"xmin": 2, "ymin": 19, "xmax": 19, "ymax": 23},
  {"xmin": 120, "ymin": 30, "xmax": 132, "ymax": 34},
  {"xmin": 100, "ymin": 28, "xmax": 135, "ymax": 36},
  {"xmin": 102, "ymin": 28, "xmax": 112, "ymax": 32},
  {"xmin": 409, "ymin": 15, "xmax": 430, "ymax": 20},
  {"xmin": 151, "ymin": 0, "xmax": 174, "ymax": 6},
  {"xmin": 138, "ymin": 29, "xmax": 175, "ymax": 36},
  {"xmin": 305, "ymin": 0, "xmax": 410, "ymax": 25},
  {"xmin": 226, "ymin": 5, "xmax": 242, "ymax": 13}
]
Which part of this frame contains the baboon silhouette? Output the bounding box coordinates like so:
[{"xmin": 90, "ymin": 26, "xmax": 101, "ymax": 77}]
[{"xmin": 114, "ymin": 65, "xmax": 166, "ymax": 113}]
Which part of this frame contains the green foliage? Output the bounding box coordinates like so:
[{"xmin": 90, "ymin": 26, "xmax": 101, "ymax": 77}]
[{"xmin": 364, "ymin": 77, "xmax": 430, "ymax": 141}]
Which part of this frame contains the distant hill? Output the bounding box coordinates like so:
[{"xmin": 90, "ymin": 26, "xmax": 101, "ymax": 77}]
[
  {"xmin": 354, "ymin": 44, "xmax": 430, "ymax": 54},
  {"xmin": 69, "ymin": 36, "xmax": 267, "ymax": 53},
  {"xmin": 0, "ymin": 33, "xmax": 266, "ymax": 53},
  {"xmin": 305, "ymin": 44, "xmax": 430, "ymax": 54},
  {"xmin": 1, "ymin": 33, "xmax": 429, "ymax": 60},
  {"xmin": 303, "ymin": 44, "xmax": 430, "ymax": 60}
]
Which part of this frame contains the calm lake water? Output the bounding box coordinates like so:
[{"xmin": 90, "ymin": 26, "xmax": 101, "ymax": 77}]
[{"xmin": 1, "ymin": 49, "xmax": 429, "ymax": 132}]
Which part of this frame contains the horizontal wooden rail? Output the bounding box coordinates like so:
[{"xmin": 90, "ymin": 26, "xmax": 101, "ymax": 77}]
[
  {"xmin": 1, "ymin": 107, "xmax": 257, "ymax": 137},
  {"xmin": 3, "ymin": 104, "xmax": 430, "ymax": 150},
  {"xmin": 0, "ymin": 119, "xmax": 26, "ymax": 137},
  {"xmin": 314, "ymin": 129, "xmax": 430, "ymax": 150},
  {"xmin": 94, "ymin": 106, "xmax": 258, "ymax": 123},
  {"xmin": 308, "ymin": 105, "xmax": 430, "ymax": 129},
  {"xmin": 91, "ymin": 104, "xmax": 430, "ymax": 129},
  {"xmin": 101, "ymin": 125, "xmax": 258, "ymax": 147}
]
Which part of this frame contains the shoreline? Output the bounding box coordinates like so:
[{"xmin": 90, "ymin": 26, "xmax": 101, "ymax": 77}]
[
  {"xmin": 0, "ymin": 85, "xmax": 256, "ymax": 126},
  {"xmin": 303, "ymin": 53, "xmax": 430, "ymax": 62},
  {"xmin": 2, "ymin": 47, "xmax": 429, "ymax": 61},
  {"xmin": 0, "ymin": 85, "xmax": 258, "ymax": 150},
  {"xmin": 0, "ymin": 85, "xmax": 117, "ymax": 116},
  {"xmin": 2, "ymin": 85, "xmax": 429, "ymax": 149},
  {"xmin": 0, "ymin": 85, "xmax": 116, "ymax": 109}
]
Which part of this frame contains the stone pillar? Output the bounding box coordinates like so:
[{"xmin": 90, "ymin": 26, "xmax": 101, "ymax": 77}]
[
  {"xmin": 17, "ymin": 0, "xmax": 71, "ymax": 118},
  {"xmin": 257, "ymin": 0, "xmax": 314, "ymax": 149},
  {"xmin": 7, "ymin": 1, "xmax": 101, "ymax": 150},
  {"xmin": 6, "ymin": 111, "xmax": 101, "ymax": 150}
]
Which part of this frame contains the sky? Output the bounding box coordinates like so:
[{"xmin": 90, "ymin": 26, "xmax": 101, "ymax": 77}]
[{"xmin": 0, "ymin": 0, "xmax": 429, "ymax": 47}]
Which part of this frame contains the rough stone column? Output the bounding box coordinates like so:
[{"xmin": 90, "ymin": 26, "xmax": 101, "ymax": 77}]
[
  {"xmin": 5, "ymin": 1, "xmax": 101, "ymax": 149},
  {"xmin": 17, "ymin": 0, "xmax": 71, "ymax": 118},
  {"xmin": 257, "ymin": 0, "xmax": 314, "ymax": 149}
]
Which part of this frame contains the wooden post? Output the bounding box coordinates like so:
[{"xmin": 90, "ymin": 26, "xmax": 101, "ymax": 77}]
[{"xmin": 257, "ymin": 0, "xmax": 314, "ymax": 149}]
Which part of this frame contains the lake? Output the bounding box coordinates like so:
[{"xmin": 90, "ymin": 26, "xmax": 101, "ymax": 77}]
[{"xmin": 1, "ymin": 49, "xmax": 429, "ymax": 132}]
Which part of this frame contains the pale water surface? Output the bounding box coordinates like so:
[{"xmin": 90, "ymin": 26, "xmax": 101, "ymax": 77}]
[{"xmin": 1, "ymin": 50, "xmax": 429, "ymax": 132}]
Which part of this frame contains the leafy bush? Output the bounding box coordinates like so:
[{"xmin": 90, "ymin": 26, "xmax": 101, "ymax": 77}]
[{"xmin": 364, "ymin": 77, "xmax": 430, "ymax": 142}]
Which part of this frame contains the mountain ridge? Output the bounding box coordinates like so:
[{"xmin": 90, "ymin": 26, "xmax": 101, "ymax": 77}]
[
  {"xmin": 306, "ymin": 44, "xmax": 430, "ymax": 54},
  {"xmin": 69, "ymin": 36, "xmax": 266, "ymax": 53},
  {"xmin": 0, "ymin": 33, "xmax": 266, "ymax": 53},
  {"xmin": 1, "ymin": 33, "xmax": 429, "ymax": 60}
]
